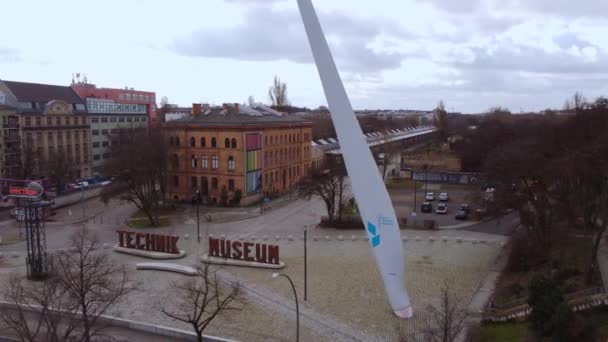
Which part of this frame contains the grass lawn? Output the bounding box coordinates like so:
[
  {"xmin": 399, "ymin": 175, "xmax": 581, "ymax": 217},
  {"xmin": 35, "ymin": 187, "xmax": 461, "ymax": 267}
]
[
  {"xmin": 386, "ymin": 178, "xmax": 478, "ymax": 192},
  {"xmin": 127, "ymin": 217, "xmax": 170, "ymax": 228},
  {"xmin": 477, "ymin": 308, "xmax": 608, "ymax": 342},
  {"xmin": 580, "ymin": 307, "xmax": 608, "ymax": 341},
  {"xmin": 131, "ymin": 206, "xmax": 177, "ymax": 219},
  {"xmin": 0, "ymin": 233, "xmax": 26, "ymax": 245},
  {"xmin": 493, "ymin": 233, "xmax": 598, "ymax": 306},
  {"xmin": 386, "ymin": 178, "xmax": 416, "ymax": 189},
  {"xmin": 439, "ymin": 183, "xmax": 478, "ymax": 191},
  {"xmin": 477, "ymin": 321, "xmax": 529, "ymax": 342}
]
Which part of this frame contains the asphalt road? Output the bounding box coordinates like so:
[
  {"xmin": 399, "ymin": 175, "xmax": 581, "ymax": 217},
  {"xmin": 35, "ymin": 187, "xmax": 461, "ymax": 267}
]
[{"xmin": 459, "ymin": 211, "xmax": 519, "ymax": 236}]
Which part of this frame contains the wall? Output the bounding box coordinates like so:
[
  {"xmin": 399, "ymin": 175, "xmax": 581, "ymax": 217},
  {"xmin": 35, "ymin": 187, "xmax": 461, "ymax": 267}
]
[
  {"xmin": 262, "ymin": 126, "xmax": 312, "ymax": 196},
  {"xmin": 52, "ymin": 185, "xmax": 104, "ymax": 208},
  {"xmin": 166, "ymin": 127, "xmax": 245, "ymax": 203},
  {"xmin": 89, "ymin": 114, "xmax": 148, "ymax": 174},
  {"xmin": 20, "ymin": 111, "xmax": 91, "ymax": 179},
  {"xmin": 165, "ymin": 125, "xmax": 313, "ymax": 204},
  {"xmin": 72, "ymin": 83, "xmax": 157, "ymax": 126}
]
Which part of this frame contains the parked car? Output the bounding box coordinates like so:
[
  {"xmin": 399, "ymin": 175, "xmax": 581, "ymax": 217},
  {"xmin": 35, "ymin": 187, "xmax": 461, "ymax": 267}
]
[
  {"xmin": 455, "ymin": 209, "xmax": 468, "ymax": 220},
  {"xmin": 425, "ymin": 192, "xmax": 435, "ymax": 201},
  {"xmin": 421, "ymin": 202, "xmax": 433, "ymax": 213},
  {"xmin": 460, "ymin": 204, "xmax": 470, "ymax": 213},
  {"xmin": 438, "ymin": 192, "xmax": 449, "ymax": 201},
  {"xmin": 436, "ymin": 203, "xmax": 448, "ymax": 214}
]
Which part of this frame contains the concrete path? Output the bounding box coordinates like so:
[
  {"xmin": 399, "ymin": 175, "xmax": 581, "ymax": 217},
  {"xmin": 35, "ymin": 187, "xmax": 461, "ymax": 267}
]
[
  {"xmin": 457, "ymin": 243, "xmax": 510, "ymax": 342},
  {"xmin": 598, "ymin": 233, "xmax": 608, "ymax": 293}
]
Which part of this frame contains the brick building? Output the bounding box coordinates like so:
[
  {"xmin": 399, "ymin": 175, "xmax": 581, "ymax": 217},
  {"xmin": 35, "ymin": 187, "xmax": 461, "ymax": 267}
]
[
  {"xmin": 71, "ymin": 80, "xmax": 157, "ymax": 127},
  {"xmin": 0, "ymin": 80, "xmax": 91, "ymax": 179},
  {"xmin": 164, "ymin": 103, "xmax": 313, "ymax": 205}
]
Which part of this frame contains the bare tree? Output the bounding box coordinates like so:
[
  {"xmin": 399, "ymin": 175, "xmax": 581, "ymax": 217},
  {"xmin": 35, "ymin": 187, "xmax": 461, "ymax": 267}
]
[
  {"xmin": 160, "ymin": 262, "xmax": 244, "ymax": 342},
  {"xmin": 563, "ymin": 91, "xmax": 586, "ymax": 112},
  {"xmin": 54, "ymin": 227, "xmax": 133, "ymax": 342},
  {"xmin": 0, "ymin": 273, "xmax": 81, "ymax": 342},
  {"xmin": 101, "ymin": 127, "xmax": 166, "ymax": 226},
  {"xmin": 45, "ymin": 152, "xmax": 76, "ymax": 193},
  {"xmin": 0, "ymin": 274, "xmax": 45, "ymax": 342},
  {"xmin": 268, "ymin": 75, "xmax": 290, "ymax": 108},
  {"xmin": 20, "ymin": 140, "xmax": 38, "ymax": 179},
  {"xmin": 433, "ymin": 101, "xmax": 449, "ymax": 142},
  {"xmin": 298, "ymin": 156, "xmax": 347, "ymax": 224},
  {"xmin": 424, "ymin": 280, "xmax": 467, "ymax": 342}
]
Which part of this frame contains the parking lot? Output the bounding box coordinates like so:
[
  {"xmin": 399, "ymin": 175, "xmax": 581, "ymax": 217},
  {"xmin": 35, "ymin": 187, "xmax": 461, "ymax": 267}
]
[{"xmin": 389, "ymin": 184, "xmax": 477, "ymax": 227}]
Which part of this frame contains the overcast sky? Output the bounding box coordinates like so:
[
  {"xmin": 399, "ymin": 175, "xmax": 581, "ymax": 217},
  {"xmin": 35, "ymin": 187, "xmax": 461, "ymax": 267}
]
[{"xmin": 1, "ymin": 0, "xmax": 607, "ymax": 113}]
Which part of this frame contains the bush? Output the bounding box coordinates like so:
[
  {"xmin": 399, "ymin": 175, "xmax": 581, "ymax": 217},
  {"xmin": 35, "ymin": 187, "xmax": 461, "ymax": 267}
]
[
  {"xmin": 423, "ymin": 219, "xmax": 436, "ymax": 230},
  {"xmin": 552, "ymin": 303, "xmax": 587, "ymax": 342},
  {"xmin": 220, "ymin": 186, "xmax": 228, "ymax": 206},
  {"xmin": 231, "ymin": 189, "xmax": 242, "ymax": 206},
  {"xmin": 319, "ymin": 216, "xmax": 364, "ymax": 229},
  {"xmin": 528, "ymin": 275, "xmax": 564, "ymax": 337}
]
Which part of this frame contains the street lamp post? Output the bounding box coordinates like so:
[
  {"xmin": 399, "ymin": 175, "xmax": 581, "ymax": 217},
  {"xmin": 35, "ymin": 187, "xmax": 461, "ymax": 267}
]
[
  {"xmin": 272, "ymin": 273, "xmax": 299, "ymax": 342},
  {"xmin": 81, "ymin": 186, "xmax": 85, "ymax": 219},
  {"xmin": 424, "ymin": 164, "xmax": 429, "ymax": 194},
  {"xmin": 304, "ymin": 228, "xmax": 308, "ymax": 301},
  {"xmin": 412, "ymin": 176, "xmax": 417, "ymax": 226}
]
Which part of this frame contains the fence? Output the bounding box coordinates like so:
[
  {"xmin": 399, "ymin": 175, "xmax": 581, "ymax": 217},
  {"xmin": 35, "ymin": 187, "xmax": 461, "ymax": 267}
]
[
  {"xmin": 411, "ymin": 170, "xmax": 481, "ymax": 185},
  {"xmin": 483, "ymin": 287, "xmax": 607, "ymax": 322}
]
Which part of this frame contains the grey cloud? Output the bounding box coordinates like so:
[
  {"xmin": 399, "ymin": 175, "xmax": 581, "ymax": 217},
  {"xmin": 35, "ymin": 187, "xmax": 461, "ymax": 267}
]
[
  {"xmin": 173, "ymin": 6, "xmax": 414, "ymax": 72},
  {"xmin": 450, "ymin": 43, "xmax": 608, "ymax": 74},
  {"xmin": 368, "ymin": 69, "xmax": 608, "ymax": 112},
  {"xmin": 421, "ymin": 0, "xmax": 608, "ymax": 18}
]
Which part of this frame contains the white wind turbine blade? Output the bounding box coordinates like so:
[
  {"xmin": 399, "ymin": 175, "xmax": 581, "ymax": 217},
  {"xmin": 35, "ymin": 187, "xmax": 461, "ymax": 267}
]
[{"xmin": 296, "ymin": 0, "xmax": 413, "ymax": 318}]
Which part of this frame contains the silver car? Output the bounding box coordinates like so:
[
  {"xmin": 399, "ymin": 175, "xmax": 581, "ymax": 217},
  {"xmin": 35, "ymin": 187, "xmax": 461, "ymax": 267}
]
[{"xmin": 436, "ymin": 203, "xmax": 448, "ymax": 214}]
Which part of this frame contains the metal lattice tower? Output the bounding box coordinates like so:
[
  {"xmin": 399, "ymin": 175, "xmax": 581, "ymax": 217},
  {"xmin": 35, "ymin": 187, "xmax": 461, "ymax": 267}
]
[{"xmin": 22, "ymin": 200, "xmax": 50, "ymax": 280}]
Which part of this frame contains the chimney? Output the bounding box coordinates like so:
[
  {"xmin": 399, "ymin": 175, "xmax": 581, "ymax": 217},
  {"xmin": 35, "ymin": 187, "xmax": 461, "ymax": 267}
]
[
  {"xmin": 202, "ymin": 103, "xmax": 210, "ymax": 111},
  {"xmin": 222, "ymin": 103, "xmax": 229, "ymax": 112},
  {"xmin": 192, "ymin": 103, "xmax": 202, "ymax": 115},
  {"xmin": 234, "ymin": 103, "xmax": 239, "ymax": 113}
]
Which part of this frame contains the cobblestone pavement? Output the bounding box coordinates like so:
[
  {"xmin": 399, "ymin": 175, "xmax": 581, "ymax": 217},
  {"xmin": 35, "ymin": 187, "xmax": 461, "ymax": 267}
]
[{"xmin": 0, "ymin": 189, "xmax": 512, "ymax": 341}]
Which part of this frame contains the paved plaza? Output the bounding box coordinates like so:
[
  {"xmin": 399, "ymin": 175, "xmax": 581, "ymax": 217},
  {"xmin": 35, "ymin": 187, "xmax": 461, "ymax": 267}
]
[{"xmin": 0, "ymin": 191, "xmax": 513, "ymax": 341}]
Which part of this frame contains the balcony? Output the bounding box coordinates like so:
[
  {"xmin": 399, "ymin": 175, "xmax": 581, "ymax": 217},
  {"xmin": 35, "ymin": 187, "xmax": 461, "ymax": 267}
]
[
  {"xmin": 3, "ymin": 135, "xmax": 20, "ymax": 142},
  {"xmin": 2, "ymin": 122, "xmax": 19, "ymax": 129},
  {"xmin": 4, "ymin": 158, "xmax": 21, "ymax": 167},
  {"xmin": 4, "ymin": 147, "xmax": 21, "ymax": 155}
]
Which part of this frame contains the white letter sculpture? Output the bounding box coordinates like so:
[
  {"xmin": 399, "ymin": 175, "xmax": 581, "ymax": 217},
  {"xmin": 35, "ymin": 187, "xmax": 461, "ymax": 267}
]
[{"xmin": 296, "ymin": 0, "xmax": 413, "ymax": 318}]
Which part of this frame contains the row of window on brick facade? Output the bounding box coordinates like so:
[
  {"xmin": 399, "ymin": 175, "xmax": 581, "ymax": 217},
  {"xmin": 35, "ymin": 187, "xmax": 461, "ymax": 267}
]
[
  {"xmin": 169, "ymin": 136, "xmax": 239, "ymax": 149},
  {"xmin": 263, "ymin": 165, "xmax": 303, "ymax": 185},
  {"xmin": 264, "ymin": 133, "xmax": 310, "ymax": 145},
  {"xmin": 169, "ymin": 133, "xmax": 311, "ymax": 149},
  {"xmin": 171, "ymin": 175, "xmax": 236, "ymax": 192},
  {"xmin": 264, "ymin": 146, "xmax": 310, "ymax": 166},
  {"xmin": 24, "ymin": 116, "xmax": 88, "ymax": 127},
  {"xmin": 25, "ymin": 130, "xmax": 88, "ymax": 141},
  {"xmin": 171, "ymin": 154, "xmax": 236, "ymax": 171}
]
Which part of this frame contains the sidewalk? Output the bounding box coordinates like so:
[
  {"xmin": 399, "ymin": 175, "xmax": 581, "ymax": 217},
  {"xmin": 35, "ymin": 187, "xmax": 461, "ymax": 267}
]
[{"xmin": 457, "ymin": 241, "xmax": 510, "ymax": 342}]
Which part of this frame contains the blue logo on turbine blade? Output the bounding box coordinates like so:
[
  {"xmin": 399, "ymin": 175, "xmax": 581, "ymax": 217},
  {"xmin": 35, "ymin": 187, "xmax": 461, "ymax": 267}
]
[
  {"xmin": 367, "ymin": 215, "xmax": 393, "ymax": 248},
  {"xmin": 367, "ymin": 221, "xmax": 381, "ymax": 247}
]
